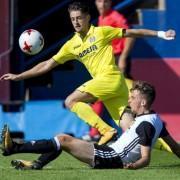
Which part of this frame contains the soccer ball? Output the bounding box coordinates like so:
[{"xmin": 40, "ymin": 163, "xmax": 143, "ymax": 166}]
[{"xmin": 19, "ymin": 29, "xmax": 44, "ymax": 55}]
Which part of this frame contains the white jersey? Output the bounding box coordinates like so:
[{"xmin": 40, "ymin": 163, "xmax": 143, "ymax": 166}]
[{"xmin": 109, "ymin": 113, "xmax": 163, "ymax": 164}]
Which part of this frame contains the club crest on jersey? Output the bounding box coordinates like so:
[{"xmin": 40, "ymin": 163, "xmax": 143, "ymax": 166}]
[{"xmin": 89, "ymin": 36, "xmax": 96, "ymax": 43}]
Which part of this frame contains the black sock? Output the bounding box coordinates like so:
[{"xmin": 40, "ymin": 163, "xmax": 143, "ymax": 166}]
[
  {"xmin": 36, "ymin": 149, "xmax": 62, "ymax": 168},
  {"xmin": 13, "ymin": 139, "xmax": 58, "ymax": 154}
]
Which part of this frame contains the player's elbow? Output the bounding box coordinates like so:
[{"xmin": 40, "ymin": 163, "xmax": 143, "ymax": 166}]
[
  {"xmin": 145, "ymin": 159, "xmax": 150, "ymax": 167},
  {"xmin": 43, "ymin": 60, "xmax": 54, "ymax": 72},
  {"xmin": 143, "ymin": 157, "xmax": 151, "ymax": 167},
  {"xmin": 139, "ymin": 156, "xmax": 151, "ymax": 169},
  {"xmin": 39, "ymin": 59, "xmax": 57, "ymax": 73}
]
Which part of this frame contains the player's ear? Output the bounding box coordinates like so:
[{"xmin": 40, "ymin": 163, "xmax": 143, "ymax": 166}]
[
  {"xmin": 87, "ymin": 14, "xmax": 91, "ymax": 21},
  {"xmin": 141, "ymin": 99, "xmax": 146, "ymax": 106}
]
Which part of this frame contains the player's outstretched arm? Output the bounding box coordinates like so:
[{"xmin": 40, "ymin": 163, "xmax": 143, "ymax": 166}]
[
  {"xmin": 0, "ymin": 58, "xmax": 58, "ymax": 81},
  {"xmin": 123, "ymin": 29, "xmax": 176, "ymax": 40},
  {"xmin": 124, "ymin": 145, "xmax": 151, "ymax": 169}
]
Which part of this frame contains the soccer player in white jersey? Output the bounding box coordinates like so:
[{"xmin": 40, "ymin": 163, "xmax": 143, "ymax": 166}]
[
  {"xmin": 1, "ymin": 81, "xmax": 179, "ymax": 170},
  {"xmin": 0, "ymin": 1, "xmax": 176, "ymax": 145}
]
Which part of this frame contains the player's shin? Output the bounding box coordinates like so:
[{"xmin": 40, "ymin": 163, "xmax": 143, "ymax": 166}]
[
  {"xmin": 71, "ymin": 102, "xmax": 113, "ymax": 135},
  {"xmin": 11, "ymin": 138, "xmax": 60, "ymax": 154},
  {"xmin": 35, "ymin": 149, "xmax": 62, "ymax": 169}
]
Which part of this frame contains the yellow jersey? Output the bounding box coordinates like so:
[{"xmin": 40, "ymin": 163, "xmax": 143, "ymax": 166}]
[{"xmin": 53, "ymin": 25, "xmax": 124, "ymax": 78}]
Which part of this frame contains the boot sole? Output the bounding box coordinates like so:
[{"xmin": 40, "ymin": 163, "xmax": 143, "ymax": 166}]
[
  {"xmin": 1, "ymin": 124, "xmax": 8, "ymax": 152},
  {"xmin": 11, "ymin": 160, "xmax": 32, "ymax": 170},
  {"xmin": 98, "ymin": 130, "xmax": 118, "ymax": 145}
]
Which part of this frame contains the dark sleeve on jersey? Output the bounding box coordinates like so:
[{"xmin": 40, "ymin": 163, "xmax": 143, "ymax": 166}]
[
  {"xmin": 159, "ymin": 123, "xmax": 169, "ymax": 138},
  {"xmin": 136, "ymin": 122, "xmax": 155, "ymax": 146}
]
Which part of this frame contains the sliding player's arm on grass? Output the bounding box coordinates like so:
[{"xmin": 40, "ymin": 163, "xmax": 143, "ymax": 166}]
[
  {"xmin": 124, "ymin": 145, "xmax": 151, "ymax": 169},
  {"xmin": 0, "ymin": 58, "xmax": 58, "ymax": 81},
  {"xmin": 124, "ymin": 121, "xmax": 154, "ymax": 170}
]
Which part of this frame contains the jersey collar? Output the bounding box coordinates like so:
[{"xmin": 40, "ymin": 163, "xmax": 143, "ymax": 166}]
[
  {"xmin": 75, "ymin": 25, "xmax": 94, "ymax": 38},
  {"xmin": 87, "ymin": 25, "xmax": 94, "ymax": 36},
  {"xmin": 136, "ymin": 110, "xmax": 156, "ymax": 117}
]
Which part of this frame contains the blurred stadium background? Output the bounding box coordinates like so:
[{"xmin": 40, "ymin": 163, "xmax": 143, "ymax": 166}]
[{"xmin": 0, "ymin": 0, "xmax": 179, "ymax": 141}]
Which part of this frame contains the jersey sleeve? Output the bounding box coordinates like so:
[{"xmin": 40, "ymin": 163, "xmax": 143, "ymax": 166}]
[
  {"xmin": 52, "ymin": 41, "xmax": 76, "ymax": 64},
  {"xmin": 136, "ymin": 122, "xmax": 155, "ymax": 146},
  {"xmin": 101, "ymin": 26, "xmax": 124, "ymax": 43}
]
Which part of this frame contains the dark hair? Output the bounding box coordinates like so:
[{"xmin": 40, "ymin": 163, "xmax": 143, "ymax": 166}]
[
  {"xmin": 131, "ymin": 81, "xmax": 156, "ymax": 107},
  {"xmin": 68, "ymin": 1, "xmax": 89, "ymax": 14}
]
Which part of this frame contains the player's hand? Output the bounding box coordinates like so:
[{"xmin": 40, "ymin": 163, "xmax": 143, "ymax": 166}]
[
  {"xmin": 165, "ymin": 29, "xmax": 176, "ymax": 40},
  {"xmin": 0, "ymin": 73, "xmax": 20, "ymax": 81},
  {"xmin": 157, "ymin": 29, "xmax": 176, "ymax": 40},
  {"xmin": 123, "ymin": 163, "xmax": 135, "ymax": 169}
]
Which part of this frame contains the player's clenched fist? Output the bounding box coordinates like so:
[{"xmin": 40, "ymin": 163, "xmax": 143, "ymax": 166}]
[
  {"xmin": 158, "ymin": 29, "xmax": 176, "ymax": 40},
  {"xmin": 166, "ymin": 29, "xmax": 176, "ymax": 38}
]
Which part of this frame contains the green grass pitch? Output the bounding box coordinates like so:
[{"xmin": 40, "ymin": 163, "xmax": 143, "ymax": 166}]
[{"xmin": 0, "ymin": 149, "xmax": 179, "ymax": 180}]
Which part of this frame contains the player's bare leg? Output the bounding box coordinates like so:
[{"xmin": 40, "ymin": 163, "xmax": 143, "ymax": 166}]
[{"xmin": 57, "ymin": 134, "xmax": 94, "ymax": 165}]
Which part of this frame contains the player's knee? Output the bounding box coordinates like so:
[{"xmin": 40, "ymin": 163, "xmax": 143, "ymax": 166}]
[
  {"xmin": 64, "ymin": 98, "xmax": 73, "ymax": 109},
  {"xmin": 64, "ymin": 97, "xmax": 76, "ymax": 109},
  {"xmin": 56, "ymin": 134, "xmax": 73, "ymax": 145}
]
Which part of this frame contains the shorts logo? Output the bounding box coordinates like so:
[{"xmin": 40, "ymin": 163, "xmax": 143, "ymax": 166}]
[{"xmin": 89, "ymin": 36, "xmax": 96, "ymax": 43}]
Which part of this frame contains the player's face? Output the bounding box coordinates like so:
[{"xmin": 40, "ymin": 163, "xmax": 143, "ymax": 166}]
[
  {"xmin": 95, "ymin": 0, "xmax": 112, "ymax": 15},
  {"xmin": 69, "ymin": 10, "xmax": 90, "ymax": 34},
  {"xmin": 128, "ymin": 90, "xmax": 146, "ymax": 115}
]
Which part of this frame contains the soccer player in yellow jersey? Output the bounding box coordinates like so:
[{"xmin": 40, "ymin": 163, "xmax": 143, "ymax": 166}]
[{"xmin": 0, "ymin": 1, "xmax": 175, "ymax": 145}]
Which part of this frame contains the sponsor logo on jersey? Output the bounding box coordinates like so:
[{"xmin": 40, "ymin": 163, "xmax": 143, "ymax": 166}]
[{"xmin": 79, "ymin": 45, "xmax": 98, "ymax": 58}]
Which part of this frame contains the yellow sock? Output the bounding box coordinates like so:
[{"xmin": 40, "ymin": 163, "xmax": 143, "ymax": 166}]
[
  {"xmin": 154, "ymin": 138, "xmax": 172, "ymax": 153},
  {"xmin": 71, "ymin": 102, "xmax": 113, "ymax": 135}
]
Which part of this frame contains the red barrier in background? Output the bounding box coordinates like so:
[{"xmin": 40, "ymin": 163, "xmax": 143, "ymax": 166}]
[
  {"xmin": 0, "ymin": 0, "xmax": 10, "ymax": 102},
  {"xmin": 132, "ymin": 59, "xmax": 180, "ymax": 141}
]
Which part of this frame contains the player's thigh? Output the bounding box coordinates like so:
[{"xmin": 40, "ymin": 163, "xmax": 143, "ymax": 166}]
[
  {"xmin": 77, "ymin": 76, "xmax": 125, "ymax": 101},
  {"xmin": 58, "ymin": 134, "xmax": 94, "ymax": 165},
  {"xmin": 68, "ymin": 138, "xmax": 94, "ymax": 161},
  {"xmin": 65, "ymin": 89, "xmax": 97, "ymax": 108}
]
